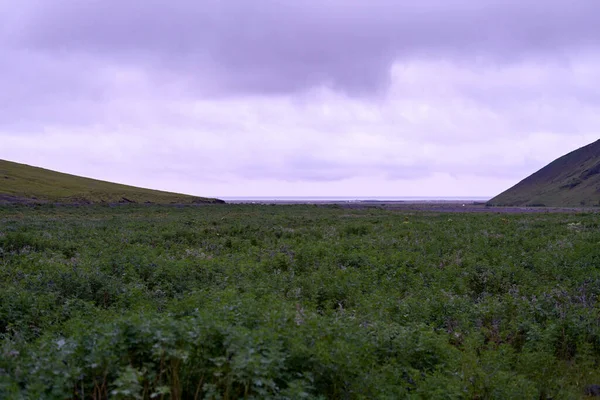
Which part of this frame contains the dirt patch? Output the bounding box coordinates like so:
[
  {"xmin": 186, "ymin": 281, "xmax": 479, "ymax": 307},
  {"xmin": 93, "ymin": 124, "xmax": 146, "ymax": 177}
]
[
  {"xmin": 334, "ymin": 202, "xmax": 596, "ymax": 214},
  {"xmin": 0, "ymin": 194, "xmax": 43, "ymax": 204}
]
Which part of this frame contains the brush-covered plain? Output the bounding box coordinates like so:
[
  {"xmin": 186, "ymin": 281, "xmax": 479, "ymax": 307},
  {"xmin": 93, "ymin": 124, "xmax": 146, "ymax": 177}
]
[{"xmin": 1, "ymin": 205, "xmax": 600, "ymax": 399}]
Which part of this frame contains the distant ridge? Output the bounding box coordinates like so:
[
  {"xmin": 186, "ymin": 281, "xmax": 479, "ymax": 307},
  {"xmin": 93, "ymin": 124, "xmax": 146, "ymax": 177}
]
[
  {"xmin": 0, "ymin": 159, "xmax": 223, "ymax": 204},
  {"xmin": 488, "ymin": 139, "xmax": 600, "ymax": 207}
]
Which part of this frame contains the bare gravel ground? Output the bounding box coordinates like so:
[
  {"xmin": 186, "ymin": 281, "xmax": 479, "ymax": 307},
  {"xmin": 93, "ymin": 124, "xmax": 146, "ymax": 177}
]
[
  {"xmin": 0, "ymin": 195, "xmax": 596, "ymax": 213},
  {"xmin": 336, "ymin": 201, "xmax": 596, "ymax": 213}
]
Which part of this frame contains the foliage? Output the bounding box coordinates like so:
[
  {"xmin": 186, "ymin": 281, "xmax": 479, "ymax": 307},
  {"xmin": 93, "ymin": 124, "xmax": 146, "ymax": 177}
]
[{"xmin": 1, "ymin": 204, "xmax": 600, "ymax": 398}]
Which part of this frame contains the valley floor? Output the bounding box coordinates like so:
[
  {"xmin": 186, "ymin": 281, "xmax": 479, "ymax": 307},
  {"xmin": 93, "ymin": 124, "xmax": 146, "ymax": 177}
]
[{"xmin": 1, "ymin": 204, "xmax": 599, "ymax": 398}]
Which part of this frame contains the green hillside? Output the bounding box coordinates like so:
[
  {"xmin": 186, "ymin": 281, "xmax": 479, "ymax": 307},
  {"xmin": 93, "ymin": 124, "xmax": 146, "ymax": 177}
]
[
  {"xmin": 488, "ymin": 139, "xmax": 600, "ymax": 207},
  {"xmin": 0, "ymin": 159, "xmax": 223, "ymax": 204}
]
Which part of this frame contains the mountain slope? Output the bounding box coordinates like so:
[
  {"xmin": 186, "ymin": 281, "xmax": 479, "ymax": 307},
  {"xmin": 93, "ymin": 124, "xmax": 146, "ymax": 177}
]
[
  {"xmin": 0, "ymin": 159, "xmax": 223, "ymax": 204},
  {"xmin": 488, "ymin": 140, "xmax": 600, "ymax": 207}
]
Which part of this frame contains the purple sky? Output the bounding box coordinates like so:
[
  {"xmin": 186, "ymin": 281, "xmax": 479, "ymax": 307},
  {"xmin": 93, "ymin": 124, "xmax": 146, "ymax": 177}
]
[{"xmin": 1, "ymin": 0, "xmax": 599, "ymax": 197}]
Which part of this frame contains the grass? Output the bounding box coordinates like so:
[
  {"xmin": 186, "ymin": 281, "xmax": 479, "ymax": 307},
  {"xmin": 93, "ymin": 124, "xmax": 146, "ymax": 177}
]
[
  {"xmin": 0, "ymin": 159, "xmax": 222, "ymax": 204},
  {"xmin": 488, "ymin": 139, "xmax": 600, "ymax": 207},
  {"xmin": 1, "ymin": 204, "xmax": 600, "ymax": 398}
]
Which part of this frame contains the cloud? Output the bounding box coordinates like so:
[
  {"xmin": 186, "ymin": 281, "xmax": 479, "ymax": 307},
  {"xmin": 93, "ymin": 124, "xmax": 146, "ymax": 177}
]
[
  {"xmin": 0, "ymin": 1, "xmax": 599, "ymax": 197},
  {"xmin": 6, "ymin": 0, "xmax": 600, "ymax": 95},
  {"xmin": 2, "ymin": 58, "xmax": 597, "ymax": 196}
]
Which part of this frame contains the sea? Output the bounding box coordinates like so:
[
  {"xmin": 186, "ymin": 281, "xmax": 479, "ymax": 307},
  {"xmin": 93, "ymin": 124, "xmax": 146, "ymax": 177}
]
[{"xmin": 220, "ymin": 196, "xmax": 491, "ymax": 204}]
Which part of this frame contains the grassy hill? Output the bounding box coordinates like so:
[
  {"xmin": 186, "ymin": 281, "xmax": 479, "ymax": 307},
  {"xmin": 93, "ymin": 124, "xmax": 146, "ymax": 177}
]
[
  {"xmin": 0, "ymin": 159, "xmax": 223, "ymax": 204},
  {"xmin": 488, "ymin": 139, "xmax": 600, "ymax": 207}
]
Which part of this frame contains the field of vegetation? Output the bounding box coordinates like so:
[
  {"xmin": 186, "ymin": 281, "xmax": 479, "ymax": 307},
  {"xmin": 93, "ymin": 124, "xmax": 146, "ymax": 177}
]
[{"xmin": 1, "ymin": 204, "xmax": 600, "ymax": 399}]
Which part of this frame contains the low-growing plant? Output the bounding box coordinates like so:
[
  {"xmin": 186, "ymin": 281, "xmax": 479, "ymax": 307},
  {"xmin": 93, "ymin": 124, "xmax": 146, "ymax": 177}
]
[{"xmin": 1, "ymin": 204, "xmax": 600, "ymax": 398}]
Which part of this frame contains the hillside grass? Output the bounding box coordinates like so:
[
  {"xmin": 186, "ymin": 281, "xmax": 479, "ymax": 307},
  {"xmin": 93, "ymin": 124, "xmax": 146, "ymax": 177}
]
[
  {"xmin": 488, "ymin": 140, "xmax": 600, "ymax": 207},
  {"xmin": 2, "ymin": 204, "xmax": 600, "ymax": 398},
  {"xmin": 0, "ymin": 159, "xmax": 221, "ymax": 204}
]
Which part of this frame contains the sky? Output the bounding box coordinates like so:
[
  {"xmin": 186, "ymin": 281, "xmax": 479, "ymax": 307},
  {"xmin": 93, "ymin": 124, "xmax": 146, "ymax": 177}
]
[{"xmin": 1, "ymin": 0, "xmax": 599, "ymax": 198}]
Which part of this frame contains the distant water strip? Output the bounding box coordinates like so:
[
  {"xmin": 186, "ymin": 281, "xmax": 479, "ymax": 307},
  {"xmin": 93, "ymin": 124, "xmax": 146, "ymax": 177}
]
[{"xmin": 220, "ymin": 196, "xmax": 491, "ymax": 204}]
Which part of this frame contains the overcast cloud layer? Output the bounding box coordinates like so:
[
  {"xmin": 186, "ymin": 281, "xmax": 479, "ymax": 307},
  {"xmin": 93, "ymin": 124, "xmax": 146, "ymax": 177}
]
[{"xmin": 1, "ymin": 0, "xmax": 599, "ymax": 197}]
